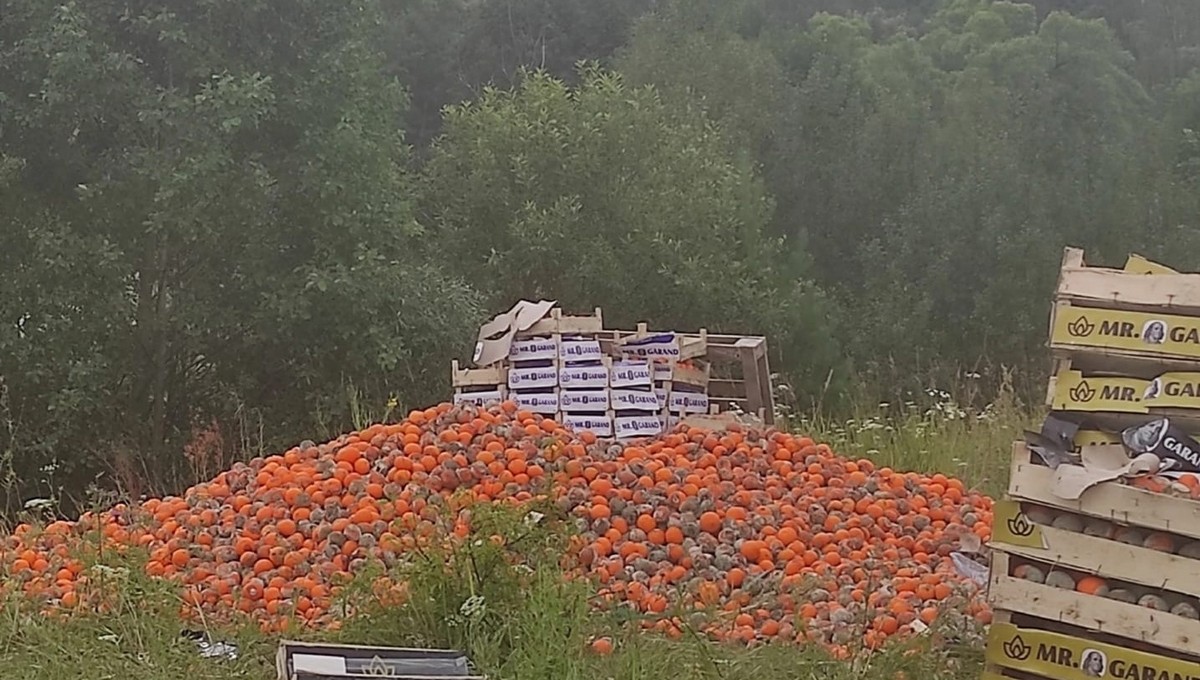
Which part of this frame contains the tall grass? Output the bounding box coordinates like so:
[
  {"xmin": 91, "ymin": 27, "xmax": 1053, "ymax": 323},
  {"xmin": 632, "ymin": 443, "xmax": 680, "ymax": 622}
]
[{"xmin": 792, "ymin": 373, "xmax": 1038, "ymax": 498}]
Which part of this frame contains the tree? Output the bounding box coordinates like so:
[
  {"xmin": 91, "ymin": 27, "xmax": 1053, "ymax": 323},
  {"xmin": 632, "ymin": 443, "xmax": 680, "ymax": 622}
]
[
  {"xmin": 854, "ymin": 9, "xmax": 1155, "ymax": 374},
  {"xmin": 381, "ymin": 0, "xmax": 655, "ymax": 146},
  {"xmin": 419, "ymin": 67, "xmax": 845, "ymax": 399},
  {"xmin": 0, "ymin": 0, "xmax": 480, "ymax": 503}
]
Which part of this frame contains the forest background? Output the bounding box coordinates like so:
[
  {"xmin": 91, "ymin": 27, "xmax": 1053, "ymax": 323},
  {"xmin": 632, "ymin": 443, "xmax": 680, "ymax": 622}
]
[{"xmin": 3, "ymin": 0, "xmax": 1198, "ymax": 505}]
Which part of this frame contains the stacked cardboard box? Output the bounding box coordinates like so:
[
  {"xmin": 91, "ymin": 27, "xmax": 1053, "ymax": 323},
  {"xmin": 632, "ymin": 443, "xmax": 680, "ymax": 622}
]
[{"xmin": 449, "ymin": 301, "xmax": 773, "ymax": 438}]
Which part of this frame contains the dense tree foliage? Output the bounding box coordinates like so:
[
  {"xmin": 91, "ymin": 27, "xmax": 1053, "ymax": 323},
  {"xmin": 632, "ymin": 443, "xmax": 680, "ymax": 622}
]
[
  {"xmin": 5, "ymin": 0, "xmax": 1200, "ymax": 501},
  {"xmin": 0, "ymin": 1, "xmax": 481, "ymax": 503},
  {"xmin": 419, "ymin": 68, "xmax": 844, "ymax": 395}
]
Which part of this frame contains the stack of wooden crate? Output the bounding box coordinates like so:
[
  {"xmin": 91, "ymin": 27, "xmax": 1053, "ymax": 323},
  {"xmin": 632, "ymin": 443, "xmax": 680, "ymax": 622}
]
[
  {"xmin": 983, "ymin": 248, "xmax": 1200, "ymax": 678},
  {"xmin": 450, "ymin": 305, "xmax": 774, "ymax": 438}
]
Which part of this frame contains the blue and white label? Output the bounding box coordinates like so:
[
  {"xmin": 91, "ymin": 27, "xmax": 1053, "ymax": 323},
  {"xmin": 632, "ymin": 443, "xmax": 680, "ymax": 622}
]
[
  {"xmin": 559, "ymin": 365, "xmax": 609, "ymax": 388},
  {"xmin": 669, "ymin": 392, "xmax": 710, "ymax": 414},
  {"xmin": 619, "ymin": 334, "xmax": 680, "ymax": 360},
  {"xmin": 509, "ymin": 337, "xmax": 559, "ymax": 362},
  {"xmin": 615, "ymin": 415, "xmax": 665, "ymax": 439},
  {"xmin": 508, "ymin": 366, "xmax": 558, "ymax": 389},
  {"xmin": 610, "ymin": 361, "xmax": 653, "ymax": 388},
  {"xmin": 455, "ymin": 389, "xmax": 504, "ymax": 406},
  {"xmin": 564, "ymin": 415, "xmax": 613, "ymax": 437},
  {"xmin": 560, "ymin": 339, "xmax": 603, "ymax": 362},
  {"xmin": 611, "ymin": 388, "xmax": 661, "ymax": 412},
  {"xmin": 513, "ymin": 391, "xmax": 559, "ymax": 414},
  {"xmin": 655, "ymin": 388, "xmax": 669, "ymax": 409},
  {"xmin": 559, "ymin": 390, "xmax": 610, "ymax": 412}
]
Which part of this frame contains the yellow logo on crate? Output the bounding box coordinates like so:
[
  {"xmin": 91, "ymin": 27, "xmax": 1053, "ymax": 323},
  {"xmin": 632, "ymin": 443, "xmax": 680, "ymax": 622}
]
[
  {"xmin": 987, "ymin": 622, "xmax": 1200, "ymax": 680},
  {"xmin": 1052, "ymin": 370, "xmax": 1148, "ymax": 414},
  {"xmin": 991, "ymin": 500, "xmax": 1046, "ymax": 549},
  {"xmin": 1051, "ymin": 306, "xmax": 1200, "ymax": 360},
  {"xmin": 1143, "ymin": 372, "xmax": 1200, "ymax": 411}
]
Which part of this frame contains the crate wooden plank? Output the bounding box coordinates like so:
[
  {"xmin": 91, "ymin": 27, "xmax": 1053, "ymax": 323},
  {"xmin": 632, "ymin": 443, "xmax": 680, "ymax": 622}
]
[
  {"xmin": 666, "ymin": 362, "xmax": 708, "ymax": 388},
  {"xmin": 987, "ymin": 553, "xmax": 1200, "ymax": 657},
  {"xmin": 1049, "ymin": 408, "xmax": 1200, "ymax": 436},
  {"xmin": 985, "ymin": 618, "xmax": 1200, "ymax": 680},
  {"xmin": 1058, "ymin": 266, "xmax": 1200, "ymax": 316},
  {"xmin": 1055, "ymin": 346, "xmax": 1200, "ymax": 378},
  {"xmin": 520, "ymin": 307, "xmax": 604, "ymax": 337},
  {"xmin": 1045, "ymin": 362, "xmax": 1147, "ymax": 414},
  {"xmin": 1049, "ymin": 300, "xmax": 1200, "ymax": 364},
  {"xmin": 451, "ymin": 360, "xmax": 505, "ymax": 388},
  {"xmin": 1044, "ymin": 357, "xmax": 1200, "ymax": 433},
  {"xmin": 707, "ymin": 378, "xmax": 747, "ymax": 399},
  {"xmin": 1007, "ymin": 442, "xmax": 1200, "ymax": 541},
  {"xmin": 989, "ymin": 512, "xmax": 1200, "ymax": 598}
]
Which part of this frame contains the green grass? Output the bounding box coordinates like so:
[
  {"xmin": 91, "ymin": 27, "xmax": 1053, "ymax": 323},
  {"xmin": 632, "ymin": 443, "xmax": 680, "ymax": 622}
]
[
  {"xmin": 0, "ymin": 389, "xmax": 1036, "ymax": 679},
  {"xmin": 797, "ymin": 383, "xmax": 1036, "ymax": 499}
]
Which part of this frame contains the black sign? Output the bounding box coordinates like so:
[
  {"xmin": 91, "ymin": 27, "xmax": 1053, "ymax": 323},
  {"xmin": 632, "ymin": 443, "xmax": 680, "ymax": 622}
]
[
  {"xmin": 277, "ymin": 641, "xmax": 482, "ymax": 680},
  {"xmin": 1123, "ymin": 418, "xmax": 1200, "ymax": 472}
]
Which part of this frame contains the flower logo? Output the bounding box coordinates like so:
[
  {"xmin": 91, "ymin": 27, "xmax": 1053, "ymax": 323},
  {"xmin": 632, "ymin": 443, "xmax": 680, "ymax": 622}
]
[
  {"xmin": 1007, "ymin": 512, "xmax": 1035, "ymax": 538},
  {"xmin": 1068, "ymin": 316, "xmax": 1096, "ymax": 337},
  {"xmin": 365, "ymin": 656, "xmax": 391, "ymax": 676},
  {"xmin": 1003, "ymin": 635, "xmax": 1032, "ymax": 661},
  {"xmin": 1069, "ymin": 381, "xmax": 1096, "ymax": 403}
]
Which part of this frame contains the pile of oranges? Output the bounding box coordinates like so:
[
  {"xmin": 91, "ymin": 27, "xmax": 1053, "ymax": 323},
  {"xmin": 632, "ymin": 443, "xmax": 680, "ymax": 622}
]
[{"xmin": 0, "ymin": 401, "xmax": 994, "ymax": 652}]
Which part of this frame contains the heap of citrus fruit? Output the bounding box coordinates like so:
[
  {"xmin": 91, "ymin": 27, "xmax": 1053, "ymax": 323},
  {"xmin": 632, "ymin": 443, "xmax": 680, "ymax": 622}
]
[{"xmin": 0, "ymin": 401, "xmax": 993, "ymax": 652}]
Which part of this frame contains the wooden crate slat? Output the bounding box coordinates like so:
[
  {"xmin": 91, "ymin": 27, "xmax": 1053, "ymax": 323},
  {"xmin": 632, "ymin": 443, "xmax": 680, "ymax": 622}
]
[
  {"xmin": 451, "ymin": 360, "xmax": 506, "ymax": 388},
  {"xmin": 1050, "ymin": 300, "xmax": 1200, "ymax": 364},
  {"xmin": 1007, "ymin": 442, "xmax": 1200, "ymax": 541},
  {"xmin": 1043, "ymin": 356, "xmax": 1200, "ymax": 433},
  {"xmin": 985, "ymin": 613, "xmax": 1200, "ymax": 677},
  {"xmin": 1058, "ymin": 266, "xmax": 1200, "ymax": 316},
  {"xmin": 1054, "ymin": 346, "xmax": 1200, "ymax": 377},
  {"xmin": 1046, "ymin": 361, "xmax": 1147, "ymax": 414},
  {"xmin": 520, "ymin": 307, "xmax": 604, "ymax": 337},
  {"xmin": 990, "ymin": 518, "xmax": 1200, "ymax": 598}
]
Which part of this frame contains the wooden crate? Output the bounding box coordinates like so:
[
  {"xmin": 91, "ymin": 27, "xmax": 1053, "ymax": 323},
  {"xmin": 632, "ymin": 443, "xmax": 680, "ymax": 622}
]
[
  {"xmin": 1049, "ymin": 248, "xmax": 1200, "ymax": 370},
  {"xmin": 982, "ymin": 442, "xmax": 1200, "ymax": 677}
]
